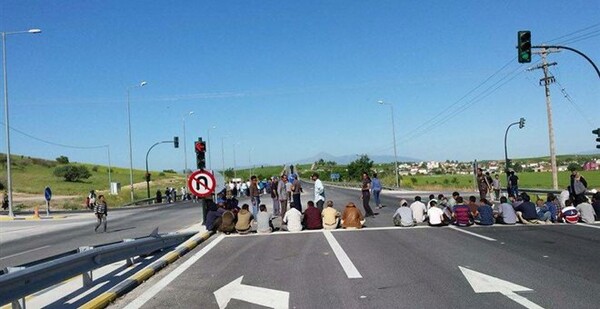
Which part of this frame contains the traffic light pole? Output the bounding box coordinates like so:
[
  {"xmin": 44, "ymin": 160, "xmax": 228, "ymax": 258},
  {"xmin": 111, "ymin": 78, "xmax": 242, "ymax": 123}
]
[{"xmin": 145, "ymin": 140, "xmax": 175, "ymax": 199}]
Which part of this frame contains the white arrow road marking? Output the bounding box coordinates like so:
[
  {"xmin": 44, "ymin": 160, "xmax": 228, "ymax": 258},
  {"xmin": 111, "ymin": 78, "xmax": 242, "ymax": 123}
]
[
  {"xmin": 213, "ymin": 276, "xmax": 289, "ymax": 309},
  {"xmin": 459, "ymin": 266, "xmax": 544, "ymax": 309}
]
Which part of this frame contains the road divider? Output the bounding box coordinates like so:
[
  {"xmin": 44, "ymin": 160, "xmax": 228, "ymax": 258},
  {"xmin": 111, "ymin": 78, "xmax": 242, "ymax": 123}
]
[{"xmin": 80, "ymin": 230, "xmax": 215, "ymax": 309}]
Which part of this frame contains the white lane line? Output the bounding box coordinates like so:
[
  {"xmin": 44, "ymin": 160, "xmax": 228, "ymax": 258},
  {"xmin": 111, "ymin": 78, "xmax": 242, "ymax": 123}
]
[
  {"xmin": 322, "ymin": 230, "xmax": 362, "ymax": 279},
  {"xmin": 448, "ymin": 225, "xmax": 497, "ymax": 241},
  {"xmin": 577, "ymin": 223, "xmax": 600, "ymax": 229},
  {"xmin": 0, "ymin": 245, "xmax": 51, "ymax": 260},
  {"xmin": 123, "ymin": 234, "xmax": 226, "ymax": 309}
]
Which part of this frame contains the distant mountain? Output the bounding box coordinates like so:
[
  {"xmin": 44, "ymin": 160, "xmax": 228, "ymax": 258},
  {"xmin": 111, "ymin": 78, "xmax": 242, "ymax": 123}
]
[{"xmin": 290, "ymin": 152, "xmax": 420, "ymax": 165}]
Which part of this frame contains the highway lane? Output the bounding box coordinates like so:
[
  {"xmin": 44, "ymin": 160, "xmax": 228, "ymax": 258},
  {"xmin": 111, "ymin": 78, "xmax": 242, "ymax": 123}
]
[
  {"xmin": 113, "ymin": 182, "xmax": 600, "ymax": 308},
  {"xmin": 0, "ymin": 201, "xmax": 205, "ymax": 269}
]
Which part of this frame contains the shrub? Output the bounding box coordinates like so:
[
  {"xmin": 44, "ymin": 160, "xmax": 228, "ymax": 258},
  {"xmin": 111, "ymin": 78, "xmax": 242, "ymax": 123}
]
[
  {"xmin": 56, "ymin": 156, "xmax": 70, "ymax": 164},
  {"xmin": 92, "ymin": 165, "xmax": 99, "ymax": 172},
  {"xmin": 163, "ymin": 169, "xmax": 176, "ymax": 174},
  {"xmin": 53, "ymin": 165, "xmax": 92, "ymax": 182}
]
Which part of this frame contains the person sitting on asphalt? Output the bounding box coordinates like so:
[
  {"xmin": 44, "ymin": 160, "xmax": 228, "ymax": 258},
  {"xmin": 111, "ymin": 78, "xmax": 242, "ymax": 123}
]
[
  {"xmin": 322, "ymin": 200, "xmax": 340, "ymax": 230},
  {"xmin": 495, "ymin": 196, "xmax": 517, "ymax": 225},
  {"xmin": 217, "ymin": 209, "xmax": 236, "ymax": 234},
  {"xmin": 515, "ymin": 193, "xmax": 539, "ymax": 224},
  {"xmin": 427, "ymin": 200, "xmax": 446, "ymax": 227},
  {"xmin": 535, "ymin": 198, "xmax": 551, "ymax": 223},
  {"xmin": 592, "ymin": 192, "xmax": 600, "ymax": 221},
  {"xmin": 545, "ymin": 193, "xmax": 560, "ymax": 223},
  {"xmin": 283, "ymin": 204, "xmax": 303, "ymax": 232},
  {"xmin": 205, "ymin": 201, "xmax": 225, "ymax": 231},
  {"xmin": 410, "ymin": 196, "xmax": 427, "ymax": 224},
  {"xmin": 452, "ymin": 196, "xmax": 473, "ymax": 226},
  {"xmin": 474, "ymin": 198, "xmax": 494, "ymax": 226},
  {"xmin": 256, "ymin": 204, "xmax": 274, "ymax": 233},
  {"xmin": 562, "ymin": 200, "xmax": 579, "ymax": 224},
  {"xmin": 427, "ymin": 194, "xmax": 436, "ymax": 210},
  {"xmin": 393, "ymin": 199, "xmax": 414, "ymax": 227},
  {"xmin": 341, "ymin": 202, "xmax": 364, "ymax": 229},
  {"xmin": 467, "ymin": 195, "xmax": 479, "ymax": 218},
  {"xmin": 303, "ymin": 201, "xmax": 323, "ymax": 230},
  {"xmin": 576, "ymin": 198, "xmax": 596, "ymax": 224},
  {"xmin": 448, "ymin": 191, "xmax": 460, "ymax": 207},
  {"xmin": 235, "ymin": 204, "xmax": 254, "ymax": 234}
]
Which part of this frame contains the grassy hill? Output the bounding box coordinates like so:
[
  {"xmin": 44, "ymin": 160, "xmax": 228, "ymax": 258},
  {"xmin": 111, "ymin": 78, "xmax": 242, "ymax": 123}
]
[{"xmin": 0, "ymin": 154, "xmax": 185, "ymax": 211}]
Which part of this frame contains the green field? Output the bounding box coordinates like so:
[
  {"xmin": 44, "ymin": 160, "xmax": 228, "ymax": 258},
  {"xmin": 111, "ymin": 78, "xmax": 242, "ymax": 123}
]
[{"xmin": 0, "ymin": 154, "xmax": 185, "ymax": 210}]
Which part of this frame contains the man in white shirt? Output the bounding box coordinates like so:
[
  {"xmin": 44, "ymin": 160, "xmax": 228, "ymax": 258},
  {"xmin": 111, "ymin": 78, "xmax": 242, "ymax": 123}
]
[
  {"xmin": 283, "ymin": 207, "xmax": 303, "ymax": 232},
  {"xmin": 410, "ymin": 196, "xmax": 427, "ymax": 224},
  {"xmin": 312, "ymin": 173, "xmax": 326, "ymax": 211},
  {"xmin": 427, "ymin": 200, "xmax": 445, "ymax": 226}
]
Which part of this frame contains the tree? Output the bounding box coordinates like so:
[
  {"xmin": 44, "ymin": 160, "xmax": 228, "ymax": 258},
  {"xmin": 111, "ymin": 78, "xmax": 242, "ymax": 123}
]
[
  {"xmin": 224, "ymin": 168, "xmax": 234, "ymax": 178},
  {"xmin": 567, "ymin": 162, "xmax": 582, "ymax": 172},
  {"xmin": 56, "ymin": 156, "xmax": 70, "ymax": 164},
  {"xmin": 347, "ymin": 155, "xmax": 373, "ymax": 180},
  {"xmin": 53, "ymin": 165, "xmax": 91, "ymax": 182}
]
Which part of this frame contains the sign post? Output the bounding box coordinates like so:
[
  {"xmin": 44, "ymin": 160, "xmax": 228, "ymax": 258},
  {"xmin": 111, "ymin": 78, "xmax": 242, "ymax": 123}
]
[{"xmin": 44, "ymin": 186, "xmax": 52, "ymax": 216}]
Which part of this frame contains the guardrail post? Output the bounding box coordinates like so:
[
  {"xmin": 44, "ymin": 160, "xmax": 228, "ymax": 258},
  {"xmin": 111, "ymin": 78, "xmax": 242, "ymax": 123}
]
[
  {"xmin": 5, "ymin": 267, "xmax": 26, "ymax": 309},
  {"xmin": 78, "ymin": 246, "xmax": 94, "ymax": 287},
  {"xmin": 123, "ymin": 239, "xmax": 135, "ymax": 266}
]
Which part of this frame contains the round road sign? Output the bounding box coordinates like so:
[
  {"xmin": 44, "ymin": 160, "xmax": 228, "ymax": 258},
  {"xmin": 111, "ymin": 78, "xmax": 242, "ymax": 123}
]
[{"xmin": 187, "ymin": 170, "xmax": 217, "ymax": 198}]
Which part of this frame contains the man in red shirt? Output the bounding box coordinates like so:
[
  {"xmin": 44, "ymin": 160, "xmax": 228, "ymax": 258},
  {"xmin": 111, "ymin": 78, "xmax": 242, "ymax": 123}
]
[{"xmin": 303, "ymin": 201, "xmax": 323, "ymax": 230}]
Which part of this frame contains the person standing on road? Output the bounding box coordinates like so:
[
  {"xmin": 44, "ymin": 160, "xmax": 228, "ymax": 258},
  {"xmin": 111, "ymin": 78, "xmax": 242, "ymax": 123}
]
[
  {"xmin": 312, "ymin": 173, "xmax": 326, "ymax": 211},
  {"xmin": 508, "ymin": 171, "xmax": 519, "ymax": 198},
  {"xmin": 291, "ymin": 175, "xmax": 303, "ymax": 212},
  {"xmin": 277, "ymin": 174, "xmax": 288, "ymax": 218},
  {"xmin": 94, "ymin": 195, "xmax": 108, "ymax": 233},
  {"xmin": 492, "ymin": 174, "xmax": 501, "ymax": 201},
  {"xmin": 249, "ymin": 176, "xmax": 260, "ymax": 218},
  {"xmin": 570, "ymin": 172, "xmax": 588, "ymax": 206},
  {"xmin": 360, "ymin": 172, "xmax": 375, "ymax": 217},
  {"xmin": 476, "ymin": 168, "xmax": 490, "ymax": 200},
  {"xmin": 371, "ymin": 173, "xmax": 383, "ymax": 209},
  {"xmin": 270, "ymin": 177, "xmax": 280, "ymax": 216}
]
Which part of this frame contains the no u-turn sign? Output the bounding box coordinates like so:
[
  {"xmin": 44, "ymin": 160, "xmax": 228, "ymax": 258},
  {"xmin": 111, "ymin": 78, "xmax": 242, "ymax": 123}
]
[{"xmin": 187, "ymin": 170, "xmax": 216, "ymax": 198}]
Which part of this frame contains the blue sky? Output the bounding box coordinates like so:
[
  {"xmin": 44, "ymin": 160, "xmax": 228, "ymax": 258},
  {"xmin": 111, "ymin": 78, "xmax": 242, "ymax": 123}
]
[{"xmin": 1, "ymin": 0, "xmax": 599, "ymax": 172}]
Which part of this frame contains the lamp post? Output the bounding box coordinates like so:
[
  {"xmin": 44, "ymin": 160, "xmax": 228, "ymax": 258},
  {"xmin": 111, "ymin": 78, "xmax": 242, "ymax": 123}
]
[
  {"xmin": 207, "ymin": 125, "xmax": 216, "ymax": 170},
  {"xmin": 2, "ymin": 28, "xmax": 41, "ymax": 218},
  {"xmin": 377, "ymin": 100, "xmax": 400, "ymax": 188},
  {"xmin": 126, "ymin": 81, "xmax": 147, "ymax": 203},
  {"xmin": 182, "ymin": 111, "xmax": 194, "ymax": 174},
  {"xmin": 106, "ymin": 145, "xmax": 112, "ymax": 192},
  {"xmin": 504, "ymin": 118, "xmax": 526, "ymax": 190}
]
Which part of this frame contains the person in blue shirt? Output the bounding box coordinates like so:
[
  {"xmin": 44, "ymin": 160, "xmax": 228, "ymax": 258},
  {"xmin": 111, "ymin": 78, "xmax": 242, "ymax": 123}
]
[
  {"xmin": 475, "ymin": 198, "xmax": 494, "ymax": 225},
  {"xmin": 545, "ymin": 193, "xmax": 560, "ymax": 223},
  {"xmin": 371, "ymin": 173, "xmax": 383, "ymax": 209},
  {"xmin": 515, "ymin": 193, "xmax": 538, "ymax": 224}
]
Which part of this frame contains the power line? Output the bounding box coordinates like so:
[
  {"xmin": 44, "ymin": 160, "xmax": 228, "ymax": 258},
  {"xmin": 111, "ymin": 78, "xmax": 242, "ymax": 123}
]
[
  {"xmin": 543, "ymin": 22, "xmax": 600, "ymax": 44},
  {"xmin": 0, "ymin": 121, "xmax": 108, "ymax": 149}
]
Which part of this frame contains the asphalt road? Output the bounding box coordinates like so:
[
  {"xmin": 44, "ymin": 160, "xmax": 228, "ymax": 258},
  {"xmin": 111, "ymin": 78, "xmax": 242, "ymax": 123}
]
[
  {"xmin": 112, "ymin": 183, "xmax": 600, "ymax": 309},
  {"xmin": 0, "ymin": 201, "xmax": 205, "ymax": 269}
]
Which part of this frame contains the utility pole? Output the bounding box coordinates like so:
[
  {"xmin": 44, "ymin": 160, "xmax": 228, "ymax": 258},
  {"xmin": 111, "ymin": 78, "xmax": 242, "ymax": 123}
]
[{"xmin": 528, "ymin": 47, "xmax": 560, "ymax": 189}]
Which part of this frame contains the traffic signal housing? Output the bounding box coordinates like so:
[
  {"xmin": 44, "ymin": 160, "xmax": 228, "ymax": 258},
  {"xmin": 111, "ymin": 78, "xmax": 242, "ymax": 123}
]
[
  {"xmin": 593, "ymin": 128, "xmax": 600, "ymax": 149},
  {"xmin": 173, "ymin": 136, "xmax": 179, "ymax": 148},
  {"xmin": 195, "ymin": 140, "xmax": 206, "ymax": 169},
  {"xmin": 517, "ymin": 31, "xmax": 532, "ymax": 63},
  {"xmin": 519, "ymin": 117, "xmax": 526, "ymax": 129}
]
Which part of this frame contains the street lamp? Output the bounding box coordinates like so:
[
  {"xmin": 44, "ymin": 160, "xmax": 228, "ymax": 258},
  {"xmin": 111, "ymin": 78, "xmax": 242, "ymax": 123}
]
[
  {"xmin": 232, "ymin": 142, "xmax": 241, "ymax": 179},
  {"xmin": 126, "ymin": 80, "xmax": 147, "ymax": 203},
  {"xmin": 207, "ymin": 125, "xmax": 216, "ymax": 170},
  {"xmin": 182, "ymin": 111, "xmax": 194, "ymax": 173},
  {"xmin": 504, "ymin": 117, "xmax": 526, "ymax": 190},
  {"xmin": 2, "ymin": 28, "xmax": 42, "ymax": 217},
  {"xmin": 377, "ymin": 100, "xmax": 400, "ymax": 188}
]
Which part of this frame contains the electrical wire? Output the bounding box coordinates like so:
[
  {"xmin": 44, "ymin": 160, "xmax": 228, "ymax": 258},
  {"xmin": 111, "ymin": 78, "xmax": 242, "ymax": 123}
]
[{"xmin": 0, "ymin": 121, "xmax": 108, "ymax": 149}]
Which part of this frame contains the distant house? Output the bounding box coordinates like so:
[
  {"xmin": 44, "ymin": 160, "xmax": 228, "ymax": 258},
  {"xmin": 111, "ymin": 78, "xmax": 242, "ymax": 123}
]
[{"xmin": 583, "ymin": 161, "xmax": 599, "ymax": 171}]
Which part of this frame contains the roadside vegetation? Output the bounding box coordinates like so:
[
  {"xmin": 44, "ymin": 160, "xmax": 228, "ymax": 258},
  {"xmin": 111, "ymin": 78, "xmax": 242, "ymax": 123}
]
[{"xmin": 0, "ymin": 154, "xmax": 185, "ymax": 211}]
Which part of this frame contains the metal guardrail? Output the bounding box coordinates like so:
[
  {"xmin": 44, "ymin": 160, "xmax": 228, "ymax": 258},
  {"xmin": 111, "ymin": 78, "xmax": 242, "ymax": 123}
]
[{"xmin": 0, "ymin": 231, "xmax": 195, "ymax": 306}]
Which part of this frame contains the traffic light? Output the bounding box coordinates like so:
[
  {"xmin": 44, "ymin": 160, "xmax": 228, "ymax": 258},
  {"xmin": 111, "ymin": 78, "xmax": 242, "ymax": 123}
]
[
  {"xmin": 519, "ymin": 117, "xmax": 526, "ymax": 129},
  {"xmin": 517, "ymin": 31, "xmax": 532, "ymax": 63},
  {"xmin": 593, "ymin": 128, "xmax": 600, "ymax": 149},
  {"xmin": 195, "ymin": 140, "xmax": 206, "ymax": 169},
  {"xmin": 173, "ymin": 136, "xmax": 179, "ymax": 148}
]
